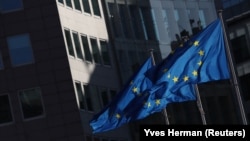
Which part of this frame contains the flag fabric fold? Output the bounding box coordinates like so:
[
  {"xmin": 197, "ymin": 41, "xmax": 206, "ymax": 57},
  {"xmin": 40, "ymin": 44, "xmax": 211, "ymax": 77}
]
[
  {"xmin": 89, "ymin": 18, "xmax": 231, "ymax": 133},
  {"xmin": 90, "ymin": 57, "xmax": 154, "ymax": 133},
  {"xmin": 150, "ymin": 18, "xmax": 230, "ymax": 92}
]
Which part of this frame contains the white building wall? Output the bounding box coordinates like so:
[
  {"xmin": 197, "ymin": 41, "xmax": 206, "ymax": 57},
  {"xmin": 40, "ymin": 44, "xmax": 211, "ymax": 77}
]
[{"xmin": 56, "ymin": 1, "xmax": 133, "ymax": 140}]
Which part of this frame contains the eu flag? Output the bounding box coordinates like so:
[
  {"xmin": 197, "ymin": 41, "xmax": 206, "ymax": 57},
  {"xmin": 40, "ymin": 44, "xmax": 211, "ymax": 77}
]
[
  {"xmin": 152, "ymin": 18, "xmax": 230, "ymax": 95},
  {"xmin": 89, "ymin": 57, "xmax": 154, "ymax": 133},
  {"xmin": 89, "ymin": 18, "xmax": 230, "ymax": 133}
]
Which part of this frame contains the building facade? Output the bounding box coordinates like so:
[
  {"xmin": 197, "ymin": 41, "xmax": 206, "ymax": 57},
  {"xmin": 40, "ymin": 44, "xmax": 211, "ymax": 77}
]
[
  {"xmin": 0, "ymin": 0, "xmax": 132, "ymax": 140},
  {"xmin": 215, "ymin": 0, "xmax": 250, "ymax": 123},
  {"xmin": 0, "ymin": 0, "xmax": 247, "ymax": 141}
]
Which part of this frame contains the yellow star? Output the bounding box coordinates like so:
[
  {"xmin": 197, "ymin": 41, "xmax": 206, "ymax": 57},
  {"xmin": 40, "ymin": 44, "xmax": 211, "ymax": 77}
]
[
  {"xmin": 194, "ymin": 41, "xmax": 199, "ymax": 46},
  {"xmin": 132, "ymin": 87, "xmax": 138, "ymax": 94},
  {"xmin": 183, "ymin": 76, "xmax": 189, "ymax": 82},
  {"xmin": 155, "ymin": 99, "xmax": 161, "ymax": 106},
  {"xmin": 198, "ymin": 50, "xmax": 204, "ymax": 56},
  {"xmin": 192, "ymin": 70, "xmax": 198, "ymax": 76},
  {"xmin": 198, "ymin": 61, "xmax": 202, "ymax": 66},
  {"xmin": 115, "ymin": 113, "xmax": 121, "ymax": 119},
  {"xmin": 173, "ymin": 76, "xmax": 178, "ymax": 83}
]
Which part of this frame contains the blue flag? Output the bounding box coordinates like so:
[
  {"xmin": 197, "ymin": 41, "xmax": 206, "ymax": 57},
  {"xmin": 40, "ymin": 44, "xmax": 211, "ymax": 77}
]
[
  {"xmin": 151, "ymin": 18, "xmax": 230, "ymax": 94},
  {"xmin": 89, "ymin": 18, "xmax": 230, "ymax": 133},
  {"xmin": 145, "ymin": 18, "xmax": 230, "ymax": 108},
  {"xmin": 90, "ymin": 57, "xmax": 154, "ymax": 133}
]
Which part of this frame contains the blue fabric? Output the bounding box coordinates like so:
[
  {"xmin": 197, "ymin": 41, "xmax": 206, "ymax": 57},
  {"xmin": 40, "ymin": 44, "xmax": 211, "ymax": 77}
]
[
  {"xmin": 89, "ymin": 18, "xmax": 230, "ymax": 133},
  {"xmin": 90, "ymin": 57, "xmax": 154, "ymax": 133}
]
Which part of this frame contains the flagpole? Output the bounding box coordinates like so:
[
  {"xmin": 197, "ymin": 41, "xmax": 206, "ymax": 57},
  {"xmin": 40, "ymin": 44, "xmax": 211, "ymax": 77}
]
[
  {"xmin": 194, "ymin": 84, "xmax": 207, "ymax": 125},
  {"xmin": 149, "ymin": 49, "xmax": 170, "ymax": 125},
  {"xmin": 218, "ymin": 10, "xmax": 248, "ymax": 125}
]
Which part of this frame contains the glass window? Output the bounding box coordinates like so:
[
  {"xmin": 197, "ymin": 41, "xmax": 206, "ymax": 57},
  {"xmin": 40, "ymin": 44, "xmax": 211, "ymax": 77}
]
[
  {"xmin": 66, "ymin": 0, "xmax": 73, "ymax": 8},
  {"xmin": 7, "ymin": 34, "xmax": 34, "ymax": 67},
  {"xmin": 81, "ymin": 35, "xmax": 92, "ymax": 62},
  {"xmin": 100, "ymin": 88, "xmax": 117, "ymax": 107},
  {"xmin": 64, "ymin": 29, "xmax": 75, "ymax": 57},
  {"xmin": 91, "ymin": 0, "xmax": 101, "ymax": 16},
  {"xmin": 100, "ymin": 88, "xmax": 109, "ymax": 107},
  {"xmin": 0, "ymin": 0, "xmax": 23, "ymax": 13},
  {"xmin": 0, "ymin": 94, "xmax": 13, "ymax": 124},
  {"xmin": 73, "ymin": 0, "xmax": 81, "ymax": 11},
  {"xmin": 58, "ymin": 0, "xmax": 64, "ymax": 4},
  {"xmin": 138, "ymin": 8, "xmax": 148, "ymax": 40},
  {"xmin": 231, "ymin": 34, "xmax": 249, "ymax": 63},
  {"xmin": 83, "ymin": 85, "xmax": 93, "ymax": 111},
  {"xmin": 198, "ymin": 10, "xmax": 206, "ymax": 28},
  {"xmin": 83, "ymin": 85, "xmax": 103, "ymax": 112},
  {"xmin": 119, "ymin": 4, "xmax": 131, "ymax": 38},
  {"xmin": 19, "ymin": 88, "xmax": 44, "ymax": 119},
  {"xmin": 82, "ymin": 0, "xmax": 91, "ymax": 14},
  {"xmin": 129, "ymin": 5, "xmax": 144, "ymax": 39},
  {"xmin": 72, "ymin": 32, "xmax": 83, "ymax": 59},
  {"xmin": 90, "ymin": 38, "xmax": 101, "ymax": 64},
  {"xmin": 141, "ymin": 7, "xmax": 157, "ymax": 40},
  {"xmin": 108, "ymin": 3, "xmax": 120, "ymax": 37},
  {"xmin": 75, "ymin": 82, "xmax": 86, "ymax": 110},
  {"xmin": 100, "ymin": 40, "xmax": 111, "ymax": 66}
]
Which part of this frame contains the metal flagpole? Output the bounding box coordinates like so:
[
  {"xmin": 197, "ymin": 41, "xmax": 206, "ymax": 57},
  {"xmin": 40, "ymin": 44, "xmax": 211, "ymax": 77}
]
[
  {"xmin": 149, "ymin": 49, "xmax": 170, "ymax": 125},
  {"xmin": 218, "ymin": 10, "xmax": 248, "ymax": 125},
  {"xmin": 194, "ymin": 84, "xmax": 207, "ymax": 125}
]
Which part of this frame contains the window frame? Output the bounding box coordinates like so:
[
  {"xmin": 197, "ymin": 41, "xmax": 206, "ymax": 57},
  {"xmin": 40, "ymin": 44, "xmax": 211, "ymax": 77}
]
[
  {"xmin": 99, "ymin": 39, "xmax": 111, "ymax": 66},
  {"xmin": 0, "ymin": 93, "xmax": 14, "ymax": 126},
  {"xmin": 89, "ymin": 37, "xmax": 102, "ymax": 64},
  {"xmin": 0, "ymin": 0, "xmax": 23, "ymax": 13},
  {"xmin": 80, "ymin": 34, "xmax": 93, "ymax": 63},
  {"xmin": 7, "ymin": 33, "xmax": 35, "ymax": 67},
  {"xmin": 72, "ymin": 31, "xmax": 84, "ymax": 60},
  {"xmin": 91, "ymin": 0, "xmax": 101, "ymax": 17},
  {"xmin": 64, "ymin": 28, "xmax": 76, "ymax": 57},
  {"xmin": 18, "ymin": 87, "xmax": 45, "ymax": 121}
]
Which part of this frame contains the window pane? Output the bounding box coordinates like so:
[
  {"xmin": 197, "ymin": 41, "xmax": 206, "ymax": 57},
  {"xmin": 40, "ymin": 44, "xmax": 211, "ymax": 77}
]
[
  {"xmin": 7, "ymin": 34, "xmax": 34, "ymax": 67},
  {"xmin": 90, "ymin": 38, "xmax": 101, "ymax": 64},
  {"xmin": 66, "ymin": 0, "xmax": 72, "ymax": 7},
  {"xmin": 91, "ymin": 0, "xmax": 101, "ymax": 16},
  {"xmin": 73, "ymin": 32, "xmax": 83, "ymax": 59},
  {"xmin": 58, "ymin": 0, "xmax": 64, "ymax": 4},
  {"xmin": 0, "ymin": 95, "xmax": 13, "ymax": 124},
  {"xmin": 75, "ymin": 82, "xmax": 86, "ymax": 110},
  {"xmin": 83, "ymin": 85, "xmax": 102, "ymax": 112},
  {"xmin": 73, "ymin": 0, "xmax": 81, "ymax": 11},
  {"xmin": 141, "ymin": 7, "xmax": 157, "ymax": 40},
  {"xmin": 100, "ymin": 88, "xmax": 109, "ymax": 107},
  {"xmin": 82, "ymin": 0, "xmax": 91, "ymax": 14},
  {"xmin": 64, "ymin": 29, "xmax": 75, "ymax": 57},
  {"xmin": 83, "ymin": 85, "xmax": 93, "ymax": 111},
  {"xmin": 81, "ymin": 35, "xmax": 92, "ymax": 62},
  {"xmin": 19, "ymin": 88, "xmax": 44, "ymax": 119},
  {"xmin": 0, "ymin": 0, "xmax": 23, "ymax": 13},
  {"xmin": 100, "ymin": 40, "xmax": 111, "ymax": 66},
  {"xmin": 119, "ymin": 4, "xmax": 131, "ymax": 38},
  {"xmin": 231, "ymin": 34, "xmax": 249, "ymax": 63}
]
